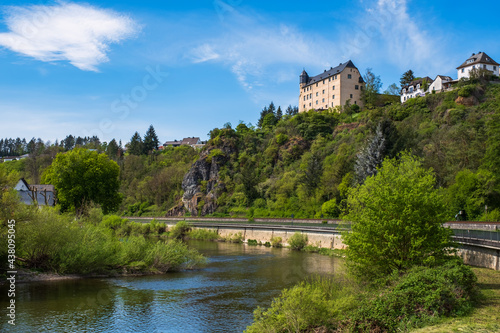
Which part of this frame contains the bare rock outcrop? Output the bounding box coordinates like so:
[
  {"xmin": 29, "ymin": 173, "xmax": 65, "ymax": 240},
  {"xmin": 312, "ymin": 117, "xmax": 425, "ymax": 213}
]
[{"xmin": 167, "ymin": 144, "xmax": 234, "ymax": 217}]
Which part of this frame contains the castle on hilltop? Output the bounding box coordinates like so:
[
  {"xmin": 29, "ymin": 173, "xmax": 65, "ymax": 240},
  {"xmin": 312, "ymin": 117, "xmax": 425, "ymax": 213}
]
[{"xmin": 299, "ymin": 60, "xmax": 365, "ymax": 113}]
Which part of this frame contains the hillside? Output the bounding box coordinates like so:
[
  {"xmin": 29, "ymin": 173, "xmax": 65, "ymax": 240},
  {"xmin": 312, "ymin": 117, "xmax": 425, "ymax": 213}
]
[{"xmin": 168, "ymin": 79, "xmax": 500, "ymax": 221}]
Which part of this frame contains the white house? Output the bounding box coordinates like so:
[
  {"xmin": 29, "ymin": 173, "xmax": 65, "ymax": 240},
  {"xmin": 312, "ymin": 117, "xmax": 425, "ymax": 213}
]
[
  {"xmin": 457, "ymin": 52, "xmax": 499, "ymax": 80},
  {"xmin": 429, "ymin": 75, "xmax": 453, "ymax": 93},
  {"xmin": 401, "ymin": 77, "xmax": 433, "ymax": 103}
]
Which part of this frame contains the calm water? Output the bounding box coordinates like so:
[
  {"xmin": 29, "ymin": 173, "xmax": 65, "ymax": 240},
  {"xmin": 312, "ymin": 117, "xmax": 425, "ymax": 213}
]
[{"xmin": 1, "ymin": 241, "xmax": 342, "ymax": 333}]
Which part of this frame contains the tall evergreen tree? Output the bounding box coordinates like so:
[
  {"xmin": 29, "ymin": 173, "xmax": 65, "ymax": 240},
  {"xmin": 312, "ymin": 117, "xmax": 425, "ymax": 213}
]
[
  {"xmin": 143, "ymin": 125, "xmax": 159, "ymax": 153},
  {"xmin": 106, "ymin": 139, "xmax": 119, "ymax": 158},
  {"xmin": 276, "ymin": 106, "xmax": 282, "ymax": 120},
  {"xmin": 400, "ymin": 69, "xmax": 415, "ymax": 87},
  {"xmin": 128, "ymin": 132, "xmax": 144, "ymax": 155},
  {"xmin": 355, "ymin": 123, "xmax": 386, "ymax": 184}
]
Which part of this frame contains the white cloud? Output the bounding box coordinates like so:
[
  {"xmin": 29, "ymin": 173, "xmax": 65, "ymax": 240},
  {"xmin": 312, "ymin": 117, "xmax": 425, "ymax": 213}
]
[
  {"xmin": 0, "ymin": 2, "xmax": 139, "ymax": 71},
  {"xmin": 351, "ymin": 0, "xmax": 446, "ymax": 74},
  {"xmin": 188, "ymin": 13, "xmax": 342, "ymax": 93}
]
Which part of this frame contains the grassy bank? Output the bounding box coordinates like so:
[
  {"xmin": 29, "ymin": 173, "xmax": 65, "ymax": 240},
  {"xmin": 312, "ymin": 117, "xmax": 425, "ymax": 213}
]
[{"xmin": 412, "ymin": 267, "xmax": 500, "ymax": 333}]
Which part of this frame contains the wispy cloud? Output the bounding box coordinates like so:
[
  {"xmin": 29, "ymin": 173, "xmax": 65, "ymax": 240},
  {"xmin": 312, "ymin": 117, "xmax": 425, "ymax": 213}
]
[
  {"xmin": 0, "ymin": 2, "xmax": 139, "ymax": 71},
  {"xmin": 348, "ymin": 0, "xmax": 447, "ymax": 74},
  {"xmin": 188, "ymin": 12, "xmax": 342, "ymax": 92}
]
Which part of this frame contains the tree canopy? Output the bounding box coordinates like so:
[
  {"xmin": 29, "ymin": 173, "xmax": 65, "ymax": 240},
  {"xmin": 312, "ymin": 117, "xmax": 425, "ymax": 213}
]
[
  {"xmin": 343, "ymin": 152, "xmax": 454, "ymax": 280},
  {"xmin": 400, "ymin": 69, "xmax": 415, "ymax": 87},
  {"xmin": 362, "ymin": 68, "xmax": 382, "ymax": 107},
  {"xmin": 43, "ymin": 148, "xmax": 121, "ymax": 215}
]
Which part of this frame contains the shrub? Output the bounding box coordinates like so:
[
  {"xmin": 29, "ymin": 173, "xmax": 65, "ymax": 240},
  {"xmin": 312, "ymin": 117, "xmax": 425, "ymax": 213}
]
[
  {"xmin": 144, "ymin": 239, "xmax": 206, "ymax": 272},
  {"xmin": 170, "ymin": 220, "xmax": 191, "ymax": 240},
  {"xmin": 288, "ymin": 232, "xmax": 308, "ymax": 250},
  {"xmin": 247, "ymin": 239, "xmax": 258, "ymax": 246},
  {"xmin": 270, "ymin": 236, "xmax": 282, "ymax": 248},
  {"xmin": 187, "ymin": 228, "xmax": 220, "ymax": 241},
  {"xmin": 264, "ymin": 241, "xmax": 271, "ymax": 247},
  {"xmin": 458, "ymin": 84, "xmax": 476, "ymax": 97},
  {"xmin": 224, "ymin": 232, "xmax": 243, "ymax": 243},
  {"xmin": 101, "ymin": 215, "xmax": 127, "ymax": 231}
]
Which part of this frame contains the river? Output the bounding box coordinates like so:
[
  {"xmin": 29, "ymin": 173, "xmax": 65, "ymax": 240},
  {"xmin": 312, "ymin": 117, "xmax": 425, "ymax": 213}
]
[{"xmin": 0, "ymin": 241, "xmax": 343, "ymax": 332}]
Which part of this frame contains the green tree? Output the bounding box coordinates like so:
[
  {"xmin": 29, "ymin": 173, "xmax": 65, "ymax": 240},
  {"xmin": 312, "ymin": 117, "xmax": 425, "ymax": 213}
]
[
  {"xmin": 128, "ymin": 132, "xmax": 144, "ymax": 155},
  {"xmin": 400, "ymin": 69, "xmax": 415, "ymax": 87},
  {"xmin": 43, "ymin": 148, "xmax": 121, "ymax": 216},
  {"xmin": 106, "ymin": 139, "xmax": 119, "ymax": 159},
  {"xmin": 384, "ymin": 83, "xmax": 400, "ymax": 96},
  {"xmin": 143, "ymin": 125, "xmax": 159, "ymax": 153},
  {"xmin": 343, "ymin": 152, "xmax": 453, "ymax": 280},
  {"xmin": 361, "ymin": 68, "xmax": 382, "ymax": 108}
]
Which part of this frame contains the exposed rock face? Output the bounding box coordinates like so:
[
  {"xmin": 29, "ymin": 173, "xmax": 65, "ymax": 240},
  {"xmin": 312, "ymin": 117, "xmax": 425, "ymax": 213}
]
[
  {"xmin": 167, "ymin": 144, "xmax": 234, "ymax": 217},
  {"xmin": 455, "ymin": 95, "xmax": 478, "ymax": 106}
]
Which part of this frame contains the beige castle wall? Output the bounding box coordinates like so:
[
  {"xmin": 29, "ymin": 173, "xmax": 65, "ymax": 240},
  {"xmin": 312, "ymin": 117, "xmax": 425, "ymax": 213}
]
[{"xmin": 299, "ymin": 67, "xmax": 364, "ymax": 113}]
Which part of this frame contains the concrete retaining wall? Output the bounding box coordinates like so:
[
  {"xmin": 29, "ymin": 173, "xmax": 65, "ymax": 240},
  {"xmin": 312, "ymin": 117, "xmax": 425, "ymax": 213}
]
[{"xmin": 456, "ymin": 244, "xmax": 500, "ymax": 271}]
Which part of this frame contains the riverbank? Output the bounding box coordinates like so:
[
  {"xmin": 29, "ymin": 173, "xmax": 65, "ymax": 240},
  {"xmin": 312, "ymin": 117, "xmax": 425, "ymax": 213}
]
[{"xmin": 412, "ymin": 267, "xmax": 500, "ymax": 332}]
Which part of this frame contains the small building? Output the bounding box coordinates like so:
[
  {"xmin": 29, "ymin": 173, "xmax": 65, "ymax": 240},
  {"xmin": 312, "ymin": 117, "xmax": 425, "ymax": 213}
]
[
  {"xmin": 429, "ymin": 75, "xmax": 453, "ymax": 93},
  {"xmin": 401, "ymin": 76, "xmax": 433, "ymax": 103},
  {"xmin": 299, "ymin": 60, "xmax": 365, "ymax": 112},
  {"xmin": 457, "ymin": 52, "xmax": 499, "ymax": 80},
  {"xmin": 163, "ymin": 137, "xmax": 203, "ymax": 148},
  {"xmin": 14, "ymin": 178, "xmax": 56, "ymax": 206}
]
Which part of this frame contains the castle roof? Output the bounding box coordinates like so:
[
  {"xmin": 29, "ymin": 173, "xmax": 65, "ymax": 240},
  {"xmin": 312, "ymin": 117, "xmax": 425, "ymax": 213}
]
[
  {"xmin": 457, "ymin": 52, "xmax": 499, "ymax": 69},
  {"xmin": 302, "ymin": 60, "xmax": 361, "ymax": 87}
]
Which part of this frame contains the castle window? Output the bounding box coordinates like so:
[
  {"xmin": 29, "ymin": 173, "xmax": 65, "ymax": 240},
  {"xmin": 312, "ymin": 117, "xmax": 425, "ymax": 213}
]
[
  {"xmin": 348, "ymin": 74, "xmax": 352, "ymax": 79},
  {"xmin": 303, "ymin": 105, "xmax": 306, "ymax": 109},
  {"xmin": 316, "ymin": 83, "xmax": 318, "ymax": 87},
  {"xmin": 354, "ymin": 101, "xmax": 357, "ymax": 104},
  {"xmin": 303, "ymin": 96, "xmax": 306, "ymax": 101},
  {"xmin": 350, "ymin": 94, "xmax": 353, "ymax": 98},
  {"xmin": 303, "ymin": 88, "xmax": 306, "ymax": 92},
  {"xmin": 322, "ymin": 89, "xmax": 325, "ymax": 94},
  {"xmin": 329, "ymin": 77, "xmax": 331, "ymax": 82},
  {"xmin": 332, "ymin": 95, "xmax": 335, "ymax": 99},
  {"xmin": 332, "ymin": 86, "xmax": 335, "ymax": 90},
  {"xmin": 355, "ymin": 85, "xmax": 359, "ymax": 90},
  {"xmin": 316, "ymin": 92, "xmax": 319, "ymax": 96},
  {"xmin": 316, "ymin": 100, "xmax": 318, "ymax": 105},
  {"xmin": 322, "ymin": 98, "xmax": 325, "ymax": 102},
  {"xmin": 323, "ymin": 80, "xmax": 325, "ymax": 84}
]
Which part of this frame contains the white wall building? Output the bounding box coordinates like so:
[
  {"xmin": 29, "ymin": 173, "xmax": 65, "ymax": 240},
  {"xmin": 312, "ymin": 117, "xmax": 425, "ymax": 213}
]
[
  {"xmin": 429, "ymin": 75, "xmax": 453, "ymax": 93},
  {"xmin": 401, "ymin": 77, "xmax": 433, "ymax": 103},
  {"xmin": 457, "ymin": 52, "xmax": 499, "ymax": 80}
]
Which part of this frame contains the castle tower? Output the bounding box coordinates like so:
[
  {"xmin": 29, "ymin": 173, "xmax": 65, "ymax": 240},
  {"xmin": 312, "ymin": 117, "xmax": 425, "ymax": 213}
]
[{"xmin": 299, "ymin": 69, "xmax": 309, "ymax": 88}]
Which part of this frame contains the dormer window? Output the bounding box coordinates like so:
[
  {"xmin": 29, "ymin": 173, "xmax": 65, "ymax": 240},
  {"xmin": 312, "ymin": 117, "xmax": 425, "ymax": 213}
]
[
  {"xmin": 402, "ymin": 88, "xmax": 406, "ymax": 93},
  {"xmin": 409, "ymin": 87, "xmax": 414, "ymax": 93},
  {"xmin": 417, "ymin": 84, "xmax": 420, "ymax": 89}
]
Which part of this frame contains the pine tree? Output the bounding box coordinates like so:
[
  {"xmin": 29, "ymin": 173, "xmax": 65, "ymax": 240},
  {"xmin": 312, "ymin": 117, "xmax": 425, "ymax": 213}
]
[
  {"xmin": 143, "ymin": 125, "xmax": 159, "ymax": 153},
  {"xmin": 276, "ymin": 106, "xmax": 282, "ymax": 120},
  {"xmin": 128, "ymin": 132, "xmax": 144, "ymax": 155},
  {"xmin": 400, "ymin": 69, "xmax": 415, "ymax": 87},
  {"xmin": 355, "ymin": 123, "xmax": 386, "ymax": 184}
]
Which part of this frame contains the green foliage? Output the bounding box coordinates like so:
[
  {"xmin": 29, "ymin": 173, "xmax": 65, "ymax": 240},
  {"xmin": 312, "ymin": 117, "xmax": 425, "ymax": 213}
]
[
  {"xmin": 43, "ymin": 148, "xmax": 121, "ymax": 216},
  {"xmin": 186, "ymin": 228, "xmax": 220, "ymax": 240},
  {"xmin": 270, "ymin": 236, "xmax": 282, "ymax": 248},
  {"xmin": 101, "ymin": 215, "xmax": 127, "ymax": 230},
  {"xmin": 247, "ymin": 260, "xmax": 477, "ymax": 333},
  {"xmin": 458, "ymin": 84, "xmax": 476, "ymax": 97},
  {"xmin": 170, "ymin": 220, "xmax": 191, "ymax": 240},
  {"xmin": 223, "ymin": 232, "xmax": 243, "ymax": 243},
  {"xmin": 321, "ymin": 199, "xmax": 338, "ymax": 218},
  {"xmin": 288, "ymin": 232, "xmax": 308, "ymax": 250},
  {"xmin": 343, "ymin": 152, "xmax": 454, "ymax": 280},
  {"xmin": 247, "ymin": 239, "xmax": 258, "ymax": 246}
]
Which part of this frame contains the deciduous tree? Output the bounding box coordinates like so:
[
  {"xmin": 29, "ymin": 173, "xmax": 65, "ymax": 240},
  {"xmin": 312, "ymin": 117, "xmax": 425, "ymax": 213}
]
[
  {"xmin": 43, "ymin": 148, "xmax": 121, "ymax": 216},
  {"xmin": 343, "ymin": 152, "xmax": 453, "ymax": 280}
]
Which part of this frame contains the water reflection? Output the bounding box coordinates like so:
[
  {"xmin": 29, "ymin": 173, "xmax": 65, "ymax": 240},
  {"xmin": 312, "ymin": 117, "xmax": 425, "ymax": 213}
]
[{"xmin": 0, "ymin": 241, "xmax": 343, "ymax": 332}]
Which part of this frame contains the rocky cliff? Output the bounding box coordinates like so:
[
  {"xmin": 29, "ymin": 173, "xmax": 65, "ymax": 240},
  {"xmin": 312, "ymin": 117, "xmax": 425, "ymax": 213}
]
[{"xmin": 167, "ymin": 143, "xmax": 235, "ymax": 216}]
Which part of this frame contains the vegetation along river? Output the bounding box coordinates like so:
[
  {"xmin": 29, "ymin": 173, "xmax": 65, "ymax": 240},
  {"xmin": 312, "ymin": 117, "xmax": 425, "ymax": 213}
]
[{"xmin": 0, "ymin": 240, "xmax": 342, "ymax": 332}]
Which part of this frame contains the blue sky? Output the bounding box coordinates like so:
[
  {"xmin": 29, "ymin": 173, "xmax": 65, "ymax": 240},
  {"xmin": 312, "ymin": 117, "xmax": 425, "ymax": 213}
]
[{"xmin": 1, "ymin": 0, "xmax": 499, "ymax": 144}]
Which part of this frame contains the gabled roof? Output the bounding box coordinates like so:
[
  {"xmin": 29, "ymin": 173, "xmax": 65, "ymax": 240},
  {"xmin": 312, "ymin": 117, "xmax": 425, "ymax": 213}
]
[
  {"xmin": 181, "ymin": 137, "xmax": 200, "ymax": 145},
  {"xmin": 302, "ymin": 60, "xmax": 361, "ymax": 87},
  {"xmin": 457, "ymin": 52, "xmax": 499, "ymax": 69},
  {"xmin": 402, "ymin": 77, "xmax": 434, "ymax": 90},
  {"xmin": 436, "ymin": 75, "xmax": 453, "ymax": 81}
]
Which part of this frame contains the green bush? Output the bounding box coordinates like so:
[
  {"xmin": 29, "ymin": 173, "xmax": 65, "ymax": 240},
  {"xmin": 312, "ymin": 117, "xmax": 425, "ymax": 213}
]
[
  {"xmin": 170, "ymin": 220, "xmax": 191, "ymax": 240},
  {"xmin": 247, "ymin": 239, "xmax": 258, "ymax": 246},
  {"xmin": 288, "ymin": 232, "xmax": 308, "ymax": 250},
  {"xmin": 270, "ymin": 236, "xmax": 282, "ymax": 248},
  {"xmin": 458, "ymin": 84, "xmax": 476, "ymax": 97},
  {"xmin": 101, "ymin": 215, "xmax": 127, "ymax": 231},
  {"xmin": 187, "ymin": 228, "xmax": 220, "ymax": 240},
  {"xmin": 224, "ymin": 232, "xmax": 243, "ymax": 243}
]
